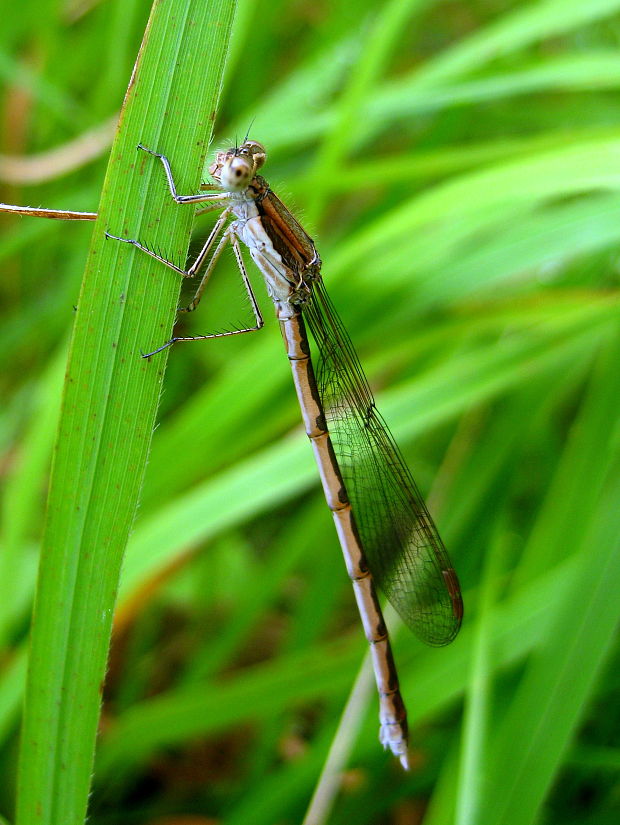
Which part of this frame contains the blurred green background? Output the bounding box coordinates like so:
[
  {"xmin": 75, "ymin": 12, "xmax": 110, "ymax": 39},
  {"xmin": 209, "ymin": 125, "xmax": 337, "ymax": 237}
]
[{"xmin": 1, "ymin": 1, "xmax": 619, "ymax": 824}]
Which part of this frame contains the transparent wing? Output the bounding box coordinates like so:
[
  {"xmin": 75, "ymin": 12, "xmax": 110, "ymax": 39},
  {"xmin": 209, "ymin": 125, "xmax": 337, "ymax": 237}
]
[{"xmin": 303, "ymin": 279, "xmax": 462, "ymax": 645}]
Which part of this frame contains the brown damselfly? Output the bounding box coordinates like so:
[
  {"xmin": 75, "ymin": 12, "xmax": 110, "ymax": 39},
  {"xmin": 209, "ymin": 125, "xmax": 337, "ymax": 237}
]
[{"xmin": 1, "ymin": 140, "xmax": 463, "ymax": 768}]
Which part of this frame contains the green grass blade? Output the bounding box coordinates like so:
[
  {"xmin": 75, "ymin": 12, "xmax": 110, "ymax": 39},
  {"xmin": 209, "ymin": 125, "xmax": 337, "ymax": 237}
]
[
  {"xmin": 455, "ymin": 526, "xmax": 509, "ymax": 825},
  {"xmin": 15, "ymin": 2, "xmax": 236, "ymax": 824},
  {"xmin": 305, "ymin": 0, "xmax": 426, "ymax": 222},
  {"xmin": 482, "ymin": 497, "xmax": 620, "ymax": 825},
  {"xmin": 413, "ymin": 0, "xmax": 620, "ymax": 86},
  {"xmin": 0, "ymin": 646, "xmax": 27, "ymax": 745},
  {"xmin": 368, "ymin": 53, "xmax": 620, "ymax": 122},
  {"xmin": 0, "ymin": 350, "xmax": 64, "ymax": 648},
  {"xmin": 329, "ymin": 137, "xmax": 620, "ymax": 280},
  {"xmin": 477, "ymin": 334, "xmax": 620, "ymax": 825}
]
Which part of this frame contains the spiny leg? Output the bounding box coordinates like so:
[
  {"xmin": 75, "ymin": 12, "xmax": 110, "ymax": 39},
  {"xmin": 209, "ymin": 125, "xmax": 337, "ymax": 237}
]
[
  {"xmin": 137, "ymin": 144, "xmax": 229, "ymax": 206},
  {"xmin": 179, "ymin": 228, "xmax": 232, "ymax": 312},
  {"xmin": 105, "ymin": 206, "xmax": 232, "ymax": 279},
  {"xmin": 177, "ymin": 223, "xmax": 266, "ymax": 316},
  {"xmin": 195, "ymin": 201, "xmax": 231, "ymax": 217},
  {"xmin": 230, "ymin": 230, "xmax": 263, "ymax": 330},
  {"xmin": 141, "ymin": 229, "xmax": 264, "ymax": 357}
]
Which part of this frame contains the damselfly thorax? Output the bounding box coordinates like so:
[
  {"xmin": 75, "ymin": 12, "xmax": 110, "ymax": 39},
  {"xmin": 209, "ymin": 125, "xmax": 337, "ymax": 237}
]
[{"xmin": 208, "ymin": 145, "xmax": 321, "ymax": 304}]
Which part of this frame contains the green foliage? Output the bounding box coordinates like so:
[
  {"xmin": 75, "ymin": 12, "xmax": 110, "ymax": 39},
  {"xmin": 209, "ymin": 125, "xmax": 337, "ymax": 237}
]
[{"xmin": 1, "ymin": 1, "xmax": 619, "ymax": 824}]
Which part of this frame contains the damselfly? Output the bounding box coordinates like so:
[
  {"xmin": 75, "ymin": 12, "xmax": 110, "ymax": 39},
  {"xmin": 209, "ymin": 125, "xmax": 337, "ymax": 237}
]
[{"xmin": 1, "ymin": 140, "xmax": 462, "ymax": 768}]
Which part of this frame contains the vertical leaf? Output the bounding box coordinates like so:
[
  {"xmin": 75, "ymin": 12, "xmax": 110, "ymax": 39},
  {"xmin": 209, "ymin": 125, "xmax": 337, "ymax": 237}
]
[{"xmin": 16, "ymin": 2, "xmax": 237, "ymax": 824}]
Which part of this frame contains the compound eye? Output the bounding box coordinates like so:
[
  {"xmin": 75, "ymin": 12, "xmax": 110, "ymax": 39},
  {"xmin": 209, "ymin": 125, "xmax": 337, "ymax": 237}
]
[
  {"xmin": 245, "ymin": 140, "xmax": 267, "ymax": 169},
  {"xmin": 246, "ymin": 139, "xmax": 266, "ymax": 153}
]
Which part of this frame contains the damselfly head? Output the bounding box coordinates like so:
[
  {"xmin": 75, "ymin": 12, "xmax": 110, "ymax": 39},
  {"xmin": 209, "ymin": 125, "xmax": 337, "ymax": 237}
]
[{"xmin": 209, "ymin": 140, "xmax": 267, "ymax": 192}]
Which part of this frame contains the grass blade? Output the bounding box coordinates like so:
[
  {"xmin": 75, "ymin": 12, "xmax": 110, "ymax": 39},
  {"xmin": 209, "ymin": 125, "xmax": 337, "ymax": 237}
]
[
  {"xmin": 15, "ymin": 2, "xmax": 236, "ymax": 824},
  {"xmin": 478, "ymin": 333, "xmax": 620, "ymax": 825}
]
